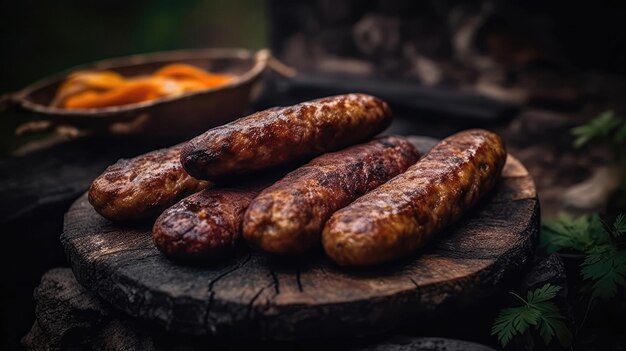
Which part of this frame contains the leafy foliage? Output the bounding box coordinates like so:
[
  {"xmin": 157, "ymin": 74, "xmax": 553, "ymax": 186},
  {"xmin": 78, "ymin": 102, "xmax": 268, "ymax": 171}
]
[
  {"xmin": 517, "ymin": 213, "xmax": 626, "ymax": 348},
  {"xmin": 581, "ymin": 246, "xmax": 626, "ymax": 300},
  {"xmin": 541, "ymin": 213, "xmax": 610, "ymax": 253},
  {"xmin": 571, "ymin": 110, "xmax": 626, "ymax": 165},
  {"xmin": 492, "ymin": 306, "xmax": 538, "ymax": 346},
  {"xmin": 541, "ymin": 213, "xmax": 626, "ymax": 301},
  {"xmin": 572, "ymin": 111, "xmax": 624, "ymax": 148},
  {"xmin": 492, "ymin": 284, "xmax": 572, "ymax": 348},
  {"xmin": 612, "ymin": 214, "xmax": 626, "ymax": 237}
]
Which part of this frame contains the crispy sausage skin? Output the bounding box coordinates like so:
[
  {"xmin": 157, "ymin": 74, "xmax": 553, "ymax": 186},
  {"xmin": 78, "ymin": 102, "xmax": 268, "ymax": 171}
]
[
  {"xmin": 153, "ymin": 187, "xmax": 260, "ymax": 261},
  {"xmin": 88, "ymin": 143, "xmax": 210, "ymax": 221},
  {"xmin": 322, "ymin": 129, "xmax": 507, "ymax": 266},
  {"xmin": 243, "ymin": 136, "xmax": 421, "ymax": 255},
  {"xmin": 180, "ymin": 94, "xmax": 392, "ymax": 180}
]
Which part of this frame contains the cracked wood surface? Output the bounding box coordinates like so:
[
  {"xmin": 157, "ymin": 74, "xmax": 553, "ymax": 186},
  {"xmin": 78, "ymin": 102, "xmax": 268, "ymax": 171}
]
[{"xmin": 60, "ymin": 136, "xmax": 539, "ymax": 339}]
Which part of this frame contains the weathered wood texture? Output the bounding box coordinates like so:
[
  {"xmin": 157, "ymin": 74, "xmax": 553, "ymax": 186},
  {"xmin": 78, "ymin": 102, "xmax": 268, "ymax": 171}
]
[
  {"xmin": 23, "ymin": 268, "xmax": 499, "ymax": 351},
  {"xmin": 61, "ymin": 137, "xmax": 539, "ymax": 339}
]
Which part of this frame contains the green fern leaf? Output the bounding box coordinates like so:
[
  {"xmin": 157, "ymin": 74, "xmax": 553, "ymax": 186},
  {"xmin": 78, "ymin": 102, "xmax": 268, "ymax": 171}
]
[
  {"xmin": 613, "ymin": 214, "xmax": 626, "ymax": 237},
  {"xmin": 527, "ymin": 283, "xmax": 561, "ymax": 304},
  {"xmin": 541, "ymin": 213, "xmax": 609, "ymax": 253},
  {"xmin": 572, "ymin": 111, "xmax": 621, "ymax": 148},
  {"xmin": 492, "ymin": 284, "xmax": 570, "ymax": 348},
  {"xmin": 581, "ymin": 247, "xmax": 626, "ymax": 300},
  {"xmin": 492, "ymin": 306, "xmax": 539, "ymax": 346},
  {"xmin": 538, "ymin": 309, "xmax": 572, "ymax": 347}
]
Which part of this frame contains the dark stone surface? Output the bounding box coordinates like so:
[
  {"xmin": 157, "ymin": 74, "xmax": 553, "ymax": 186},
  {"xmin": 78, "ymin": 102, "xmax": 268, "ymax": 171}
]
[
  {"xmin": 521, "ymin": 254, "xmax": 568, "ymax": 293},
  {"xmin": 352, "ymin": 336, "xmax": 497, "ymax": 351}
]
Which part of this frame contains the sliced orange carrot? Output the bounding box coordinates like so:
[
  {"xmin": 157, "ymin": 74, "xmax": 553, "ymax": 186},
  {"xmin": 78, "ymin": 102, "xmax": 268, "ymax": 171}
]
[
  {"xmin": 154, "ymin": 63, "xmax": 234, "ymax": 88},
  {"xmin": 63, "ymin": 79, "xmax": 171, "ymax": 109},
  {"xmin": 64, "ymin": 70, "xmax": 125, "ymax": 90},
  {"xmin": 175, "ymin": 79, "xmax": 212, "ymax": 92},
  {"xmin": 57, "ymin": 63, "xmax": 234, "ymax": 109},
  {"xmin": 54, "ymin": 70, "xmax": 126, "ymax": 106}
]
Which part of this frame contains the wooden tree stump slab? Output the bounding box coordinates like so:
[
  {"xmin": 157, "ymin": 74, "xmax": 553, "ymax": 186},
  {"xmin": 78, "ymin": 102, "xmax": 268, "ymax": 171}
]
[{"xmin": 60, "ymin": 136, "xmax": 539, "ymax": 339}]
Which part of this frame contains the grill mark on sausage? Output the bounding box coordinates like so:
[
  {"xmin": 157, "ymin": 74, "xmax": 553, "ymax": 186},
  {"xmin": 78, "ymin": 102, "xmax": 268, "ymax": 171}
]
[
  {"xmin": 152, "ymin": 187, "xmax": 261, "ymax": 261},
  {"xmin": 243, "ymin": 136, "xmax": 421, "ymax": 255},
  {"xmin": 180, "ymin": 94, "xmax": 392, "ymax": 181},
  {"xmin": 322, "ymin": 129, "xmax": 507, "ymax": 267},
  {"xmin": 88, "ymin": 143, "xmax": 210, "ymax": 221}
]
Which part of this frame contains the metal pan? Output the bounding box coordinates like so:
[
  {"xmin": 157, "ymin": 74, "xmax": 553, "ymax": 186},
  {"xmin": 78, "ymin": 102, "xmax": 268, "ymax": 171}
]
[{"xmin": 1, "ymin": 48, "xmax": 270, "ymax": 138}]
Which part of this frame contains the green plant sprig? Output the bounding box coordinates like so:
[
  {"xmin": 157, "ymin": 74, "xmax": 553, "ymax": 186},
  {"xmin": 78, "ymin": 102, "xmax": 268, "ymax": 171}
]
[
  {"xmin": 571, "ymin": 110, "xmax": 626, "ymax": 166},
  {"xmin": 492, "ymin": 283, "xmax": 572, "ymax": 348},
  {"xmin": 541, "ymin": 213, "xmax": 626, "ymax": 300}
]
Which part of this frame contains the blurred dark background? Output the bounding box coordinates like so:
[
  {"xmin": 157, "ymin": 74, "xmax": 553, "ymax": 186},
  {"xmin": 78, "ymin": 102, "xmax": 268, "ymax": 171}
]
[
  {"xmin": 0, "ymin": 0, "xmax": 267, "ymax": 155},
  {"xmin": 2, "ymin": 1, "xmax": 626, "ymax": 350},
  {"xmin": 0, "ymin": 1, "xmax": 267, "ymax": 349},
  {"xmin": 4, "ymin": 1, "xmax": 626, "ymax": 156}
]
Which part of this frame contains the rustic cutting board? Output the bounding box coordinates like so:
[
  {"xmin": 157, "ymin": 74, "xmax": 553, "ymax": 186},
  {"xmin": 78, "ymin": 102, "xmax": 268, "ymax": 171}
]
[{"xmin": 61, "ymin": 136, "xmax": 539, "ymax": 339}]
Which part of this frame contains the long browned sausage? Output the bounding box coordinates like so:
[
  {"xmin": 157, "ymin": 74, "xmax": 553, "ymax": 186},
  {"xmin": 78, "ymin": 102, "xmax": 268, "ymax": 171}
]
[
  {"xmin": 153, "ymin": 187, "xmax": 261, "ymax": 261},
  {"xmin": 243, "ymin": 136, "xmax": 421, "ymax": 255},
  {"xmin": 322, "ymin": 129, "xmax": 507, "ymax": 266},
  {"xmin": 180, "ymin": 94, "xmax": 392, "ymax": 181},
  {"xmin": 89, "ymin": 143, "xmax": 210, "ymax": 221}
]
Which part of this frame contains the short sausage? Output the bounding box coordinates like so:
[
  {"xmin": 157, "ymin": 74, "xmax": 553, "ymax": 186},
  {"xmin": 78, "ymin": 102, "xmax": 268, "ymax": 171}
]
[
  {"xmin": 89, "ymin": 143, "xmax": 210, "ymax": 221},
  {"xmin": 153, "ymin": 187, "xmax": 260, "ymax": 261}
]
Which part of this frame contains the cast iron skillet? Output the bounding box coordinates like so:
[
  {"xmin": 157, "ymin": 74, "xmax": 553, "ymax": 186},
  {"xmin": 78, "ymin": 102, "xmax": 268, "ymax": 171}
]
[{"xmin": 0, "ymin": 48, "xmax": 270, "ymax": 138}]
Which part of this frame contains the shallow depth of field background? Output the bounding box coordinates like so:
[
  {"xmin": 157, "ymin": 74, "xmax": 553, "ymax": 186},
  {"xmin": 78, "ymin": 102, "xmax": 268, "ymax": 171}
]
[{"xmin": 0, "ymin": 0, "xmax": 267, "ymax": 155}]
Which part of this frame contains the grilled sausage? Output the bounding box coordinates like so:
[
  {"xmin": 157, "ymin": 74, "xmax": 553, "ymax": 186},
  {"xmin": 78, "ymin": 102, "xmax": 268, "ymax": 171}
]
[
  {"xmin": 89, "ymin": 143, "xmax": 210, "ymax": 221},
  {"xmin": 243, "ymin": 136, "xmax": 421, "ymax": 255},
  {"xmin": 322, "ymin": 129, "xmax": 507, "ymax": 266},
  {"xmin": 181, "ymin": 94, "xmax": 392, "ymax": 180},
  {"xmin": 153, "ymin": 187, "xmax": 260, "ymax": 261}
]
